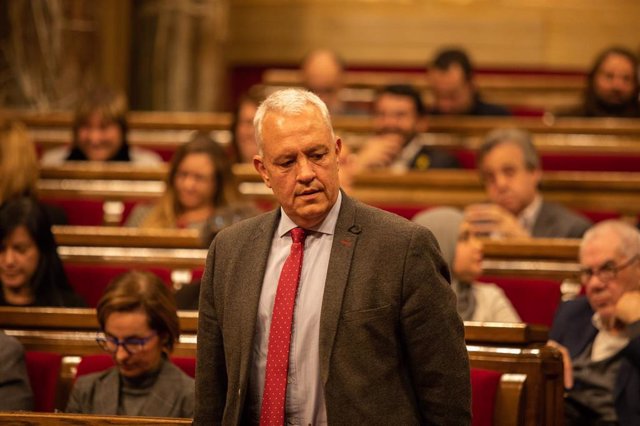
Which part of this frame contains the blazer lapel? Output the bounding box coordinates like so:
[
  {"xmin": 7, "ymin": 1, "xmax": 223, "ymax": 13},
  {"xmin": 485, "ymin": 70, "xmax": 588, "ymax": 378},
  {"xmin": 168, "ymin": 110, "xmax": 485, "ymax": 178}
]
[
  {"xmin": 94, "ymin": 368, "xmax": 120, "ymax": 414},
  {"xmin": 319, "ymin": 194, "xmax": 359, "ymax": 384},
  {"xmin": 237, "ymin": 210, "xmax": 280, "ymax": 388}
]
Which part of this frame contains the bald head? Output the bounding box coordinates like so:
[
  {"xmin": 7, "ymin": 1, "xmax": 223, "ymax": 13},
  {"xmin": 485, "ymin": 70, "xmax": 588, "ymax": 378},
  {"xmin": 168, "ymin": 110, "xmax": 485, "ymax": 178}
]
[{"xmin": 301, "ymin": 49, "xmax": 345, "ymax": 113}]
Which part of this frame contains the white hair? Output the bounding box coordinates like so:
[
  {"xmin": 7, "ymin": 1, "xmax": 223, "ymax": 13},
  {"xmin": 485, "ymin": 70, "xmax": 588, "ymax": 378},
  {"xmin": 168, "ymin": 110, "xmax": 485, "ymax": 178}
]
[
  {"xmin": 581, "ymin": 219, "xmax": 640, "ymax": 259},
  {"xmin": 253, "ymin": 88, "xmax": 334, "ymax": 153}
]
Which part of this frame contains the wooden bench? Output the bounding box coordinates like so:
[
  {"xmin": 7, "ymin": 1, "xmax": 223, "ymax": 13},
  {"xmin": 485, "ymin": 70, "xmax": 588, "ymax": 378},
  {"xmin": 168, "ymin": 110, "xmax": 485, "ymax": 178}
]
[
  {"xmin": 261, "ymin": 68, "xmax": 586, "ymax": 113},
  {"xmin": 0, "ymin": 412, "xmax": 192, "ymax": 425},
  {"xmin": 37, "ymin": 164, "xmax": 640, "ymax": 224},
  {"xmin": 6, "ymin": 109, "xmax": 640, "ymax": 169},
  {"xmin": 1, "ymin": 308, "xmax": 547, "ymax": 424},
  {"xmin": 53, "ymin": 226, "xmax": 203, "ymax": 249},
  {"xmin": 233, "ymin": 165, "xmax": 640, "ymax": 221},
  {"xmin": 0, "ymin": 307, "xmax": 544, "ymax": 348}
]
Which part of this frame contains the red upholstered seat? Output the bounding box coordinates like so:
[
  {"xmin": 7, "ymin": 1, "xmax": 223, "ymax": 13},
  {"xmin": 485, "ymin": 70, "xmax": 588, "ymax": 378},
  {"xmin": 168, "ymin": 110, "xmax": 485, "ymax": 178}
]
[
  {"xmin": 40, "ymin": 198, "xmax": 140, "ymax": 226},
  {"xmin": 481, "ymin": 276, "xmax": 562, "ymax": 327},
  {"xmin": 76, "ymin": 354, "xmax": 195, "ymax": 378},
  {"xmin": 171, "ymin": 356, "xmax": 196, "ymax": 378},
  {"xmin": 374, "ymin": 204, "xmax": 428, "ymax": 220},
  {"xmin": 63, "ymin": 264, "xmax": 204, "ymax": 307},
  {"xmin": 25, "ymin": 351, "xmax": 63, "ymax": 412},
  {"xmin": 453, "ymin": 148, "xmax": 640, "ymax": 172},
  {"xmin": 470, "ymin": 368, "xmax": 502, "ymax": 426},
  {"xmin": 75, "ymin": 354, "xmax": 115, "ymax": 378}
]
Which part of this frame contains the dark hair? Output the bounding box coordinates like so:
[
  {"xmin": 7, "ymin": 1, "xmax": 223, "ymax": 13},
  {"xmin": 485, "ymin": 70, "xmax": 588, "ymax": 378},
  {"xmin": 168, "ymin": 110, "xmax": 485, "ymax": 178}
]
[
  {"xmin": 375, "ymin": 84, "xmax": 427, "ymax": 116},
  {"xmin": 230, "ymin": 87, "xmax": 264, "ymax": 163},
  {"xmin": 97, "ymin": 270, "xmax": 180, "ymax": 352},
  {"xmin": 67, "ymin": 87, "xmax": 130, "ymax": 161},
  {"xmin": 583, "ymin": 46, "xmax": 640, "ymax": 116},
  {"xmin": 0, "ymin": 197, "xmax": 74, "ymax": 305},
  {"xmin": 432, "ymin": 48, "xmax": 474, "ymax": 81}
]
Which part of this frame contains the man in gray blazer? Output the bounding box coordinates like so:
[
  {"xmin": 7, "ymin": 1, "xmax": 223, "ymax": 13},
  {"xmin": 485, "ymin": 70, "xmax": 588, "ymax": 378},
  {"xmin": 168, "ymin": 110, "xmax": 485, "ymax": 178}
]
[
  {"xmin": 0, "ymin": 330, "xmax": 33, "ymax": 411},
  {"xmin": 465, "ymin": 128, "xmax": 592, "ymax": 239},
  {"xmin": 194, "ymin": 88, "xmax": 470, "ymax": 425}
]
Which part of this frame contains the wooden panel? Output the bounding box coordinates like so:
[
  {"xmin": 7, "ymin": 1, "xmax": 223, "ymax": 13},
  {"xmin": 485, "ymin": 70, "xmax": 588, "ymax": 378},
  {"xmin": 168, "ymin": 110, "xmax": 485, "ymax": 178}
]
[
  {"xmin": 52, "ymin": 226, "xmax": 202, "ymax": 249},
  {"xmin": 229, "ymin": 0, "xmax": 640, "ymax": 69}
]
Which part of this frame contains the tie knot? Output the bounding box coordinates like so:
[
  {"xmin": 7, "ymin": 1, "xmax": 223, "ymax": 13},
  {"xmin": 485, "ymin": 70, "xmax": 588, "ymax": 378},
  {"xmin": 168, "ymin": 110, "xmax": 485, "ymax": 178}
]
[{"xmin": 290, "ymin": 227, "xmax": 307, "ymax": 244}]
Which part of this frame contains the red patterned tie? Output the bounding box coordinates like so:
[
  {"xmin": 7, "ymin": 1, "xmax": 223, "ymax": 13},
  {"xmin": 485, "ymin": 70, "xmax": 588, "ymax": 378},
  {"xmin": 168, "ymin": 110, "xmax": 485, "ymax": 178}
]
[{"xmin": 260, "ymin": 227, "xmax": 307, "ymax": 426}]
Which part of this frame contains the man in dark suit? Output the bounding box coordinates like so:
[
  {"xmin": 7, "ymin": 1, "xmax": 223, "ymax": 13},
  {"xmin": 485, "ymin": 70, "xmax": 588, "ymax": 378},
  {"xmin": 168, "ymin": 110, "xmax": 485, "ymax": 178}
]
[
  {"xmin": 428, "ymin": 48, "xmax": 511, "ymax": 116},
  {"xmin": 548, "ymin": 220, "xmax": 640, "ymax": 426},
  {"xmin": 194, "ymin": 88, "xmax": 470, "ymax": 425},
  {"xmin": 465, "ymin": 128, "xmax": 591, "ymax": 239},
  {"xmin": 356, "ymin": 84, "xmax": 460, "ymax": 171}
]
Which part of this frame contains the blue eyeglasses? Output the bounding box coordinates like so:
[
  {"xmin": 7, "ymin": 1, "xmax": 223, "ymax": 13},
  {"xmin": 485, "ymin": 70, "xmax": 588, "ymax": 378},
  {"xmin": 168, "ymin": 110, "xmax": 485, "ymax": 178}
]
[{"xmin": 96, "ymin": 332, "xmax": 157, "ymax": 355}]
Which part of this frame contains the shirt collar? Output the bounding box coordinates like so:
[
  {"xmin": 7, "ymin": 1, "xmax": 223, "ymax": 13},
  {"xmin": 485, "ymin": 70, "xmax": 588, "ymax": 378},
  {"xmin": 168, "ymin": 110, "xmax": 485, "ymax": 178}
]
[
  {"xmin": 277, "ymin": 191, "xmax": 342, "ymax": 238},
  {"xmin": 517, "ymin": 194, "xmax": 542, "ymax": 232}
]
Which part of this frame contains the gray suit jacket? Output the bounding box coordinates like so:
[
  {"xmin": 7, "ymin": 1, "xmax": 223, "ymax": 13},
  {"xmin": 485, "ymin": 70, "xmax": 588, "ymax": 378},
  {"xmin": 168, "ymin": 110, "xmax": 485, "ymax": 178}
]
[
  {"xmin": 194, "ymin": 194, "xmax": 470, "ymax": 425},
  {"xmin": 532, "ymin": 201, "xmax": 592, "ymax": 239},
  {"xmin": 66, "ymin": 359, "xmax": 194, "ymax": 418},
  {"xmin": 0, "ymin": 331, "xmax": 34, "ymax": 411}
]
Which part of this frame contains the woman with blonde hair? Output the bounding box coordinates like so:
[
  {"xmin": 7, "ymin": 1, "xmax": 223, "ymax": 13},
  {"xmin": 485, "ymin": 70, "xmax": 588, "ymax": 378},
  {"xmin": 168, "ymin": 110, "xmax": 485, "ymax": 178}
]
[
  {"xmin": 0, "ymin": 121, "xmax": 39, "ymax": 204},
  {"xmin": 0, "ymin": 121, "xmax": 67, "ymax": 224},
  {"xmin": 126, "ymin": 132, "xmax": 256, "ymax": 238}
]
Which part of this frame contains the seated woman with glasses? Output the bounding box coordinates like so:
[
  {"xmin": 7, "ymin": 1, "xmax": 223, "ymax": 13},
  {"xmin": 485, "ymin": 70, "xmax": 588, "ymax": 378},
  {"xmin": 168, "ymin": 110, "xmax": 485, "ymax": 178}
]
[{"xmin": 65, "ymin": 270, "xmax": 194, "ymax": 418}]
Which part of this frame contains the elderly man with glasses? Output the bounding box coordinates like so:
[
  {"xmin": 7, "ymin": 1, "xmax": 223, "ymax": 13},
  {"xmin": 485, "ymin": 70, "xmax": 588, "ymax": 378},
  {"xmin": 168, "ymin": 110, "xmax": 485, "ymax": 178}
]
[{"xmin": 548, "ymin": 220, "xmax": 640, "ymax": 426}]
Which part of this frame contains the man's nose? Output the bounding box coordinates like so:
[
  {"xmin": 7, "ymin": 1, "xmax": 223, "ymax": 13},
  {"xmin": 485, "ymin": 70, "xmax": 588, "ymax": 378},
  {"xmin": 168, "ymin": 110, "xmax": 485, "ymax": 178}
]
[
  {"xmin": 494, "ymin": 174, "xmax": 509, "ymax": 189},
  {"xmin": 296, "ymin": 158, "xmax": 316, "ymax": 182}
]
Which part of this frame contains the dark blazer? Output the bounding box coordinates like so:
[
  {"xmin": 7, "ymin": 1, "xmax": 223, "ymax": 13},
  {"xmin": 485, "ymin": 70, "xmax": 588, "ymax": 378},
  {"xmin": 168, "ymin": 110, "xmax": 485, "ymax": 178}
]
[
  {"xmin": 532, "ymin": 201, "xmax": 592, "ymax": 239},
  {"xmin": 0, "ymin": 331, "xmax": 34, "ymax": 411},
  {"xmin": 550, "ymin": 298, "xmax": 640, "ymax": 426},
  {"xmin": 194, "ymin": 193, "xmax": 471, "ymax": 425},
  {"xmin": 409, "ymin": 146, "xmax": 461, "ymax": 170},
  {"xmin": 65, "ymin": 359, "xmax": 194, "ymax": 418}
]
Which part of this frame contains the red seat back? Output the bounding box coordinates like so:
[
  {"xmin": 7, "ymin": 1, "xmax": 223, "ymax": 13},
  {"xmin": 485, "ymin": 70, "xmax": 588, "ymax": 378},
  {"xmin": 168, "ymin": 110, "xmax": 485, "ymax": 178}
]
[
  {"xmin": 76, "ymin": 354, "xmax": 195, "ymax": 378},
  {"xmin": 471, "ymin": 368, "xmax": 502, "ymax": 426},
  {"xmin": 63, "ymin": 264, "xmax": 197, "ymax": 307},
  {"xmin": 40, "ymin": 198, "xmax": 140, "ymax": 226},
  {"xmin": 482, "ymin": 276, "xmax": 562, "ymax": 327},
  {"xmin": 25, "ymin": 351, "xmax": 63, "ymax": 412}
]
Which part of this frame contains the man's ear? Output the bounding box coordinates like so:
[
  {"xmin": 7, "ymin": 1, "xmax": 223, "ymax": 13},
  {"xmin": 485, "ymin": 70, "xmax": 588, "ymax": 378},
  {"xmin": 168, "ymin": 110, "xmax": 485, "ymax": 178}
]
[
  {"xmin": 335, "ymin": 137, "xmax": 342, "ymax": 162},
  {"xmin": 253, "ymin": 154, "xmax": 272, "ymax": 188}
]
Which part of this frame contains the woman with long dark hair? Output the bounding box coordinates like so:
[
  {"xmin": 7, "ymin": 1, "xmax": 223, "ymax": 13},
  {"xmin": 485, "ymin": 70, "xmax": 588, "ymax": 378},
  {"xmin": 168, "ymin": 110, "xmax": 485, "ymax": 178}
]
[{"xmin": 0, "ymin": 197, "xmax": 84, "ymax": 307}]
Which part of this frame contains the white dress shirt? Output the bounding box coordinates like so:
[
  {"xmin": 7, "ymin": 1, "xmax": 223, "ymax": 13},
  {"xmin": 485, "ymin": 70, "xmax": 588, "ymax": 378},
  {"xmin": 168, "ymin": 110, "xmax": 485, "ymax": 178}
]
[{"xmin": 249, "ymin": 192, "xmax": 342, "ymax": 425}]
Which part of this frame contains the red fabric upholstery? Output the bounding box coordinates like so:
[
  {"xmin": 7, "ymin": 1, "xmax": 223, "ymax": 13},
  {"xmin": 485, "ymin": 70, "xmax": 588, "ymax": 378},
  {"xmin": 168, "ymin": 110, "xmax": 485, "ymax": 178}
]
[
  {"xmin": 453, "ymin": 148, "xmax": 640, "ymax": 172},
  {"xmin": 76, "ymin": 354, "xmax": 195, "ymax": 378},
  {"xmin": 470, "ymin": 368, "xmax": 502, "ymax": 426},
  {"xmin": 171, "ymin": 356, "xmax": 196, "ymax": 378},
  {"xmin": 25, "ymin": 351, "xmax": 63, "ymax": 412},
  {"xmin": 63, "ymin": 264, "xmax": 184, "ymax": 307},
  {"xmin": 482, "ymin": 276, "xmax": 562, "ymax": 327},
  {"xmin": 75, "ymin": 354, "xmax": 115, "ymax": 378},
  {"xmin": 373, "ymin": 204, "xmax": 429, "ymax": 220},
  {"xmin": 40, "ymin": 198, "xmax": 140, "ymax": 226}
]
